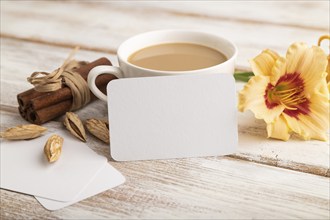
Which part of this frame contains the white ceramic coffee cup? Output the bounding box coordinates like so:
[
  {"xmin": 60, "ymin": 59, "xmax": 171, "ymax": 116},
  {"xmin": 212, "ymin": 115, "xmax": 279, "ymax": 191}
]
[{"xmin": 88, "ymin": 30, "xmax": 237, "ymax": 101}]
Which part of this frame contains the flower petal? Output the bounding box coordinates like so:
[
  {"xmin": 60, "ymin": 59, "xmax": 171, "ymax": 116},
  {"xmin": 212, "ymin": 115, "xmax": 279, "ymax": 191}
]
[
  {"xmin": 326, "ymin": 55, "xmax": 330, "ymax": 82},
  {"xmin": 250, "ymin": 49, "xmax": 279, "ymax": 76},
  {"xmin": 270, "ymin": 56, "xmax": 287, "ymax": 85},
  {"xmin": 286, "ymin": 42, "xmax": 309, "ymax": 74},
  {"xmin": 297, "ymin": 46, "xmax": 328, "ymax": 95},
  {"xmin": 318, "ymin": 78, "xmax": 330, "ymax": 97},
  {"xmin": 283, "ymin": 88, "xmax": 329, "ymax": 141},
  {"xmin": 286, "ymin": 43, "xmax": 328, "ymax": 96},
  {"xmin": 267, "ymin": 115, "xmax": 291, "ymax": 141},
  {"xmin": 238, "ymin": 75, "xmax": 285, "ymax": 123}
]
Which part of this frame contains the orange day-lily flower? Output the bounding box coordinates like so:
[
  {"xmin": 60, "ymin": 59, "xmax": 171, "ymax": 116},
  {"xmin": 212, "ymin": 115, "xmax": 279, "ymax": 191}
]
[{"xmin": 238, "ymin": 42, "xmax": 329, "ymax": 141}]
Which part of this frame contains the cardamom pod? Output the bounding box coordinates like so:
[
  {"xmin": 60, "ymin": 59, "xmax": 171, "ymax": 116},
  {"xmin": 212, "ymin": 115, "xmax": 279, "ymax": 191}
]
[
  {"xmin": 85, "ymin": 119, "xmax": 110, "ymax": 144},
  {"xmin": 44, "ymin": 134, "xmax": 63, "ymax": 163},
  {"xmin": 63, "ymin": 112, "xmax": 87, "ymax": 142},
  {"xmin": 0, "ymin": 124, "xmax": 47, "ymax": 140}
]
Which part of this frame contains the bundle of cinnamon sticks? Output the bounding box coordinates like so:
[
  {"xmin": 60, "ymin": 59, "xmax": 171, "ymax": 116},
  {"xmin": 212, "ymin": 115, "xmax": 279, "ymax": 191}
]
[{"xmin": 17, "ymin": 58, "xmax": 117, "ymax": 124}]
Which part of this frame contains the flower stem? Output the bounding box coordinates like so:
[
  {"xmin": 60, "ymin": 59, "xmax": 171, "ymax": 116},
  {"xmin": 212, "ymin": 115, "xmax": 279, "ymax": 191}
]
[{"xmin": 234, "ymin": 72, "xmax": 254, "ymax": 82}]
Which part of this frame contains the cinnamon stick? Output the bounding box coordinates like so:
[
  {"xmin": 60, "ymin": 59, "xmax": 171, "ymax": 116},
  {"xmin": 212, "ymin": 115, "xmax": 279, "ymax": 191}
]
[
  {"xmin": 17, "ymin": 57, "xmax": 117, "ymax": 124},
  {"xmin": 17, "ymin": 89, "xmax": 46, "ymax": 109},
  {"xmin": 29, "ymin": 100, "xmax": 72, "ymax": 124},
  {"xmin": 17, "ymin": 57, "xmax": 111, "ymax": 109}
]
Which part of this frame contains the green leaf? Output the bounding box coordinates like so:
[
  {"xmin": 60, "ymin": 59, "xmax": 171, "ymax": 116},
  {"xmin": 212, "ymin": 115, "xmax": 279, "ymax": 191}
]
[{"xmin": 234, "ymin": 72, "xmax": 254, "ymax": 82}]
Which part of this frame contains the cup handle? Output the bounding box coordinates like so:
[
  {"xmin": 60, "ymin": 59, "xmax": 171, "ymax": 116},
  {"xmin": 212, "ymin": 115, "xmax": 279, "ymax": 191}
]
[{"xmin": 87, "ymin": 65, "xmax": 124, "ymax": 102}]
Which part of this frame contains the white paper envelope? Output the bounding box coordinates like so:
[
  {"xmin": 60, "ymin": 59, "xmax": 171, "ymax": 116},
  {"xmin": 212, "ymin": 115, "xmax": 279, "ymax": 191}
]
[
  {"xmin": 35, "ymin": 162, "xmax": 125, "ymax": 210},
  {"xmin": 0, "ymin": 131, "xmax": 107, "ymax": 201},
  {"xmin": 108, "ymin": 73, "xmax": 238, "ymax": 161}
]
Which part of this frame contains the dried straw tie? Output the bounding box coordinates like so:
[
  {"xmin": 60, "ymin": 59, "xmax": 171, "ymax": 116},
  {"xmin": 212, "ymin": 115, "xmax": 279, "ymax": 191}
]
[{"xmin": 27, "ymin": 47, "xmax": 90, "ymax": 111}]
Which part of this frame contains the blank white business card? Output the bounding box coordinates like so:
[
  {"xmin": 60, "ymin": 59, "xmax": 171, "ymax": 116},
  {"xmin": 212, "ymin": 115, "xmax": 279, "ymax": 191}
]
[
  {"xmin": 0, "ymin": 131, "xmax": 107, "ymax": 202},
  {"xmin": 107, "ymin": 73, "xmax": 238, "ymax": 161},
  {"xmin": 35, "ymin": 162, "xmax": 125, "ymax": 210}
]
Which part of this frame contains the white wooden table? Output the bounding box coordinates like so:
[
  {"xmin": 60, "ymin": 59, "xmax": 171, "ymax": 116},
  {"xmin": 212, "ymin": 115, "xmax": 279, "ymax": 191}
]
[{"xmin": 1, "ymin": 1, "xmax": 329, "ymax": 219}]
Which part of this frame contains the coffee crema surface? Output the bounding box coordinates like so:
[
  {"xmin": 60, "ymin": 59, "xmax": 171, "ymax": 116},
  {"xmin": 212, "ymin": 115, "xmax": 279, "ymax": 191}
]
[{"xmin": 128, "ymin": 43, "xmax": 227, "ymax": 71}]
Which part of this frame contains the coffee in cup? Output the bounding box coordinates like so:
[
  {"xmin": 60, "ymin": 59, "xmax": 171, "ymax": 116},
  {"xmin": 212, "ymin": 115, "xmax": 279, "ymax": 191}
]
[{"xmin": 128, "ymin": 43, "xmax": 227, "ymax": 71}]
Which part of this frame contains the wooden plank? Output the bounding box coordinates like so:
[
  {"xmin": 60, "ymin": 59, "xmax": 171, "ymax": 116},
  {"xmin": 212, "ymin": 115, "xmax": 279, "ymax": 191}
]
[
  {"xmin": 1, "ymin": 109, "xmax": 329, "ymax": 218},
  {"xmin": 1, "ymin": 38, "xmax": 329, "ymax": 177},
  {"xmin": 1, "ymin": 1, "xmax": 329, "ymax": 218},
  {"xmin": 1, "ymin": 1, "xmax": 328, "ymax": 69},
  {"xmin": 234, "ymin": 107, "xmax": 330, "ymax": 177},
  {"xmin": 101, "ymin": 1, "xmax": 329, "ymax": 30}
]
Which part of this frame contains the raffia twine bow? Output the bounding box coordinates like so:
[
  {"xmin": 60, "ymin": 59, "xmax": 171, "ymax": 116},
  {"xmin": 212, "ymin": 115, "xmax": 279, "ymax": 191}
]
[{"xmin": 27, "ymin": 47, "xmax": 91, "ymax": 111}]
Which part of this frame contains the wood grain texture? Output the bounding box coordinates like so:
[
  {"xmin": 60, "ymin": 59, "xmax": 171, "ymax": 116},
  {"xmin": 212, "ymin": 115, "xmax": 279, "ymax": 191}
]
[
  {"xmin": 1, "ymin": 111, "xmax": 329, "ymax": 219},
  {"xmin": 1, "ymin": 1, "xmax": 330, "ymax": 218},
  {"xmin": 1, "ymin": 1, "xmax": 329, "ymax": 70},
  {"xmin": 109, "ymin": 1, "xmax": 329, "ymax": 31},
  {"xmin": 1, "ymin": 37, "xmax": 329, "ymax": 177},
  {"xmin": 235, "ymin": 99, "xmax": 330, "ymax": 177}
]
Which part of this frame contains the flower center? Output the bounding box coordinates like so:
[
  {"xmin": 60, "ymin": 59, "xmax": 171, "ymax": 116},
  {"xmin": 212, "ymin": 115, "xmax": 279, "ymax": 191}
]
[
  {"xmin": 264, "ymin": 73, "xmax": 310, "ymax": 118},
  {"xmin": 270, "ymin": 85, "xmax": 306, "ymax": 110}
]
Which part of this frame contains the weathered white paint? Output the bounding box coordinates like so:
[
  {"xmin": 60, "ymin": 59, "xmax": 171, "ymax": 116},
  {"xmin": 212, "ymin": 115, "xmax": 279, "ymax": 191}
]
[
  {"xmin": 1, "ymin": 1, "xmax": 329, "ymax": 218},
  {"xmin": 111, "ymin": 1, "xmax": 329, "ymax": 30},
  {"xmin": 1, "ymin": 1, "xmax": 328, "ymax": 69}
]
